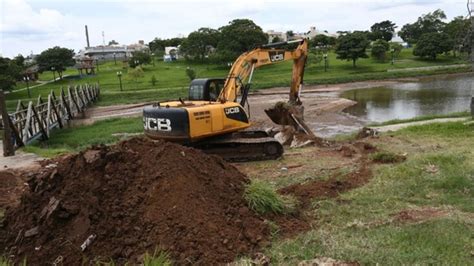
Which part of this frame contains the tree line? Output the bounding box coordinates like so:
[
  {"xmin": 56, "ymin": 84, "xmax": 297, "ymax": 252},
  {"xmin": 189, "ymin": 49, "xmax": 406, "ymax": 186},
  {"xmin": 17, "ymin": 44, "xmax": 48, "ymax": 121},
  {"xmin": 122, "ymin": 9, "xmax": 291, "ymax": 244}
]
[{"xmin": 148, "ymin": 9, "xmax": 471, "ymax": 66}]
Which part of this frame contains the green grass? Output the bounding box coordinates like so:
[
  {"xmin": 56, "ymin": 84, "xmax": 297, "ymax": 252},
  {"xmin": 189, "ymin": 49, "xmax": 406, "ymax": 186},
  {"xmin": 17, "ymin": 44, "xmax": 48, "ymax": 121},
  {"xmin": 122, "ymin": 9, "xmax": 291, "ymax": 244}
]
[
  {"xmin": 22, "ymin": 117, "xmax": 143, "ymax": 157},
  {"xmin": 370, "ymin": 151, "xmax": 405, "ymax": 163},
  {"xmin": 143, "ymin": 249, "xmax": 172, "ymax": 266},
  {"xmin": 261, "ymin": 121, "xmax": 474, "ymax": 264},
  {"xmin": 5, "ymin": 49, "xmax": 470, "ymax": 111},
  {"xmin": 369, "ymin": 111, "xmax": 471, "ymax": 126},
  {"xmin": 244, "ymin": 179, "xmax": 298, "ymax": 214}
]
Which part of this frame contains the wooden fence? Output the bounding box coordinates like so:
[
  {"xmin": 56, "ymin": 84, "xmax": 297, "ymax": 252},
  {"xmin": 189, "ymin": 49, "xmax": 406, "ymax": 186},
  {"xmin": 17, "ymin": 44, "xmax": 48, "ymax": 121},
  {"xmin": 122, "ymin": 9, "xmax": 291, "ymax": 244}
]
[{"xmin": 2, "ymin": 83, "xmax": 99, "ymax": 149}]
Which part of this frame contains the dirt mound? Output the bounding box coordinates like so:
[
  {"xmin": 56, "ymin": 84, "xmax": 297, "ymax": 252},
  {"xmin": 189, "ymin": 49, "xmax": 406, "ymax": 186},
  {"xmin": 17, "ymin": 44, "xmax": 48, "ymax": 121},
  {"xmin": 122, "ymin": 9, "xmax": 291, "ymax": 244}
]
[
  {"xmin": 0, "ymin": 170, "xmax": 27, "ymax": 209},
  {"xmin": 0, "ymin": 137, "xmax": 269, "ymax": 265}
]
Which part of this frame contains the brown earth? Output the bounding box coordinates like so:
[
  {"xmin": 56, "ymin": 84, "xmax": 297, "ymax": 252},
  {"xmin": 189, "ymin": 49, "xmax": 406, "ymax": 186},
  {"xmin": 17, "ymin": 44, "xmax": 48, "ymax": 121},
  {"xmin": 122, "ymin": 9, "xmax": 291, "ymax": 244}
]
[
  {"xmin": 0, "ymin": 137, "xmax": 270, "ymax": 265},
  {"xmin": 0, "ymin": 170, "xmax": 28, "ymax": 209},
  {"xmin": 279, "ymin": 142, "xmax": 375, "ymax": 207}
]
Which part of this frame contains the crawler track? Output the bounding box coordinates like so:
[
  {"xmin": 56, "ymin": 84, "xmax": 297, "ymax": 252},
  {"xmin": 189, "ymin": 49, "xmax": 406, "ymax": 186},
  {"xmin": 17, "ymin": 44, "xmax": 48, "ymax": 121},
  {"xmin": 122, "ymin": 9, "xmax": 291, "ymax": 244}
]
[{"xmin": 191, "ymin": 131, "xmax": 284, "ymax": 162}]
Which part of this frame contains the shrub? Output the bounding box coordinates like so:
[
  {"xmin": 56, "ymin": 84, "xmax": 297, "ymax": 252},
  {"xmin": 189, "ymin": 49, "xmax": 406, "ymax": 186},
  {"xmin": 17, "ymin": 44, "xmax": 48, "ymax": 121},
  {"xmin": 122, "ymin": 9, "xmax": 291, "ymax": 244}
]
[
  {"xmin": 370, "ymin": 151, "xmax": 406, "ymax": 163},
  {"xmin": 371, "ymin": 39, "xmax": 389, "ymax": 61},
  {"xmin": 185, "ymin": 67, "xmax": 196, "ymax": 81},
  {"xmin": 244, "ymin": 179, "xmax": 298, "ymax": 214},
  {"xmin": 150, "ymin": 75, "xmax": 157, "ymax": 86},
  {"xmin": 143, "ymin": 249, "xmax": 172, "ymax": 266}
]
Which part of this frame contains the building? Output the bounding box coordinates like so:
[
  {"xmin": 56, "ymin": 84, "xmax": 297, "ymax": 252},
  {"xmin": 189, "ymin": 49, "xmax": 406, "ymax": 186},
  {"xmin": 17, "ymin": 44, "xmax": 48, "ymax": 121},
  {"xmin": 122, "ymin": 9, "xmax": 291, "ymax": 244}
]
[
  {"xmin": 75, "ymin": 40, "xmax": 150, "ymax": 61},
  {"xmin": 266, "ymin": 27, "xmax": 337, "ymax": 43},
  {"xmin": 266, "ymin": 30, "xmax": 287, "ymax": 43},
  {"xmin": 390, "ymin": 32, "xmax": 409, "ymax": 48},
  {"xmin": 164, "ymin": 46, "xmax": 180, "ymax": 62}
]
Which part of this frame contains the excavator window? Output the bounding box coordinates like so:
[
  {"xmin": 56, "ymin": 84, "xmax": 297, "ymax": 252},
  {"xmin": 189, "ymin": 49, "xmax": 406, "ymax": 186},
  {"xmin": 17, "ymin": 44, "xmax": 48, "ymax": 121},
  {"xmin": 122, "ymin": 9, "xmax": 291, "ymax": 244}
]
[
  {"xmin": 189, "ymin": 84, "xmax": 204, "ymax": 100},
  {"xmin": 188, "ymin": 79, "xmax": 225, "ymax": 101}
]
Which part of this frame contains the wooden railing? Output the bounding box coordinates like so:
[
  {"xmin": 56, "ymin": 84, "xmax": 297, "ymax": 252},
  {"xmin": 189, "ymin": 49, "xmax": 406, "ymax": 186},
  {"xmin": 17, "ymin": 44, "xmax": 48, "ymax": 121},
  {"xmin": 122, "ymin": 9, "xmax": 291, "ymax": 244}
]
[{"xmin": 3, "ymin": 83, "xmax": 99, "ymax": 149}]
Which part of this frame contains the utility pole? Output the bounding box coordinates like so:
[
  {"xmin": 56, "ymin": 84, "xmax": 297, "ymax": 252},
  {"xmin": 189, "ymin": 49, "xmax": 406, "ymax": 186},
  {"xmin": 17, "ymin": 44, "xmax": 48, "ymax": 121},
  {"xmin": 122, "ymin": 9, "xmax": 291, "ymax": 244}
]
[{"xmin": 0, "ymin": 90, "xmax": 15, "ymax": 156}]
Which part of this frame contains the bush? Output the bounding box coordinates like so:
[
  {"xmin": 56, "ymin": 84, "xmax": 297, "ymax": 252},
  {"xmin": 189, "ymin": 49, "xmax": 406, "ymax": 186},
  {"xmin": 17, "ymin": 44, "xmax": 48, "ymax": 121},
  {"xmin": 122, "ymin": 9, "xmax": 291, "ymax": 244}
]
[
  {"xmin": 370, "ymin": 151, "xmax": 406, "ymax": 163},
  {"xmin": 244, "ymin": 179, "xmax": 298, "ymax": 214},
  {"xmin": 371, "ymin": 39, "xmax": 389, "ymax": 61},
  {"xmin": 150, "ymin": 75, "xmax": 157, "ymax": 86},
  {"xmin": 185, "ymin": 67, "xmax": 196, "ymax": 81}
]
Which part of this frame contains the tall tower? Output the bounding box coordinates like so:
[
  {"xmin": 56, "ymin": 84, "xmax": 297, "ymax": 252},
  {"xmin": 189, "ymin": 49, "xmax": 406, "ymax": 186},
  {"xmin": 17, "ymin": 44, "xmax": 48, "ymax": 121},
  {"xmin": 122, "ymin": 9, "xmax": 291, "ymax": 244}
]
[{"xmin": 85, "ymin": 25, "xmax": 90, "ymax": 48}]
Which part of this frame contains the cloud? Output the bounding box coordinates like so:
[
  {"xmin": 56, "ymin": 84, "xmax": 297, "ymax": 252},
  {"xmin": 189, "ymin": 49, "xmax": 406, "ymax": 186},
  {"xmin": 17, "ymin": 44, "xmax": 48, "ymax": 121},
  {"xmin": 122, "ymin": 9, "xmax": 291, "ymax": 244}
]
[
  {"xmin": 0, "ymin": 0, "xmax": 469, "ymax": 57},
  {"xmin": 1, "ymin": 0, "xmax": 64, "ymax": 39}
]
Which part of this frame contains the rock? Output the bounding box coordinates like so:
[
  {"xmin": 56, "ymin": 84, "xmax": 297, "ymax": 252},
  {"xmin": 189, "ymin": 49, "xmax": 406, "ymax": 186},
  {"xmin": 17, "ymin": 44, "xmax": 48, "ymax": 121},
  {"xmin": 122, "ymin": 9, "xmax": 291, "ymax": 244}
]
[{"xmin": 24, "ymin": 227, "xmax": 39, "ymax": 237}]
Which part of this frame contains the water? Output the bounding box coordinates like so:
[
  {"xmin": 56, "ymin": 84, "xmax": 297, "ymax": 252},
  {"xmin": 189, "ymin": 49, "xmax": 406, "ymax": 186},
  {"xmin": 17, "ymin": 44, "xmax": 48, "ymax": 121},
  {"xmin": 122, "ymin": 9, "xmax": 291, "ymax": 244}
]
[{"xmin": 341, "ymin": 74, "xmax": 474, "ymax": 123}]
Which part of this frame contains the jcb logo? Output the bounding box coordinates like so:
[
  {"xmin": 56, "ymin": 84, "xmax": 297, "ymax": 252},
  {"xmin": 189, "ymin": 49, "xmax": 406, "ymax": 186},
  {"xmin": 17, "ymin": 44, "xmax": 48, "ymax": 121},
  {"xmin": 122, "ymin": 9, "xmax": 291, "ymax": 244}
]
[
  {"xmin": 144, "ymin": 117, "xmax": 172, "ymax": 131},
  {"xmin": 269, "ymin": 51, "xmax": 285, "ymax": 62},
  {"xmin": 225, "ymin": 107, "xmax": 240, "ymax": 115}
]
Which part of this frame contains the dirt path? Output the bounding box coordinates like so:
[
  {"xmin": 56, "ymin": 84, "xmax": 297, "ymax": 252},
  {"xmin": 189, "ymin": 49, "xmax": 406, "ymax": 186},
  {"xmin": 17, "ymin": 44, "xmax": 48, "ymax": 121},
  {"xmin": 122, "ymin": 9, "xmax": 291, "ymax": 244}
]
[{"xmin": 0, "ymin": 141, "xmax": 43, "ymax": 170}]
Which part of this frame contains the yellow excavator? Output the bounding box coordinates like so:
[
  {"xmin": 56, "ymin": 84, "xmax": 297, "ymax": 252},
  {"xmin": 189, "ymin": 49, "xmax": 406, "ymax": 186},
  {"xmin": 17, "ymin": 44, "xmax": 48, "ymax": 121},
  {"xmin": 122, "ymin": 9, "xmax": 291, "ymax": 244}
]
[{"xmin": 143, "ymin": 39, "xmax": 313, "ymax": 161}]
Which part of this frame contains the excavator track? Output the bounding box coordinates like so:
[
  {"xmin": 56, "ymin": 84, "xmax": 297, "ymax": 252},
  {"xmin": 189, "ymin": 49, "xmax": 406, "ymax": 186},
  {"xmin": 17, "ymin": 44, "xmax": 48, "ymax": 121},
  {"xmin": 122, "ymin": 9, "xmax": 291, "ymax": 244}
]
[{"xmin": 191, "ymin": 131, "xmax": 284, "ymax": 162}]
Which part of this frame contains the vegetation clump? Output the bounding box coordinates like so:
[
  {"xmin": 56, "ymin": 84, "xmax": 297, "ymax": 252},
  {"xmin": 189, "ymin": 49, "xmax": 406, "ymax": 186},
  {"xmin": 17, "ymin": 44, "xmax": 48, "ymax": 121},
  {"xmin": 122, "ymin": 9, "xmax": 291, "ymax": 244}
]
[
  {"xmin": 244, "ymin": 179, "xmax": 298, "ymax": 214},
  {"xmin": 370, "ymin": 151, "xmax": 407, "ymax": 163}
]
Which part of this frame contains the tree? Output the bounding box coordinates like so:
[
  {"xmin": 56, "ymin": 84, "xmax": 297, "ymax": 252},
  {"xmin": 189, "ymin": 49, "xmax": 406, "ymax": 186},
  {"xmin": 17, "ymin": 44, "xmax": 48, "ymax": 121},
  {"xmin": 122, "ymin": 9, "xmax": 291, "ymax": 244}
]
[
  {"xmin": 413, "ymin": 32, "xmax": 453, "ymax": 60},
  {"xmin": 335, "ymin": 32, "xmax": 370, "ymax": 67},
  {"xmin": 149, "ymin": 37, "xmax": 186, "ymax": 53},
  {"xmin": 390, "ymin": 42, "xmax": 403, "ymax": 58},
  {"xmin": 371, "ymin": 39, "xmax": 389, "ymax": 61},
  {"xmin": 0, "ymin": 57, "xmax": 22, "ymax": 91},
  {"xmin": 185, "ymin": 67, "xmax": 196, "ymax": 81},
  {"xmin": 12, "ymin": 54, "xmax": 26, "ymax": 67},
  {"xmin": 108, "ymin": 40, "xmax": 119, "ymax": 45},
  {"xmin": 311, "ymin": 34, "xmax": 336, "ymax": 48},
  {"xmin": 271, "ymin": 36, "xmax": 282, "ymax": 43},
  {"xmin": 180, "ymin": 28, "xmax": 220, "ymax": 61},
  {"xmin": 443, "ymin": 16, "xmax": 470, "ymax": 57},
  {"xmin": 216, "ymin": 19, "xmax": 268, "ymax": 63},
  {"xmin": 36, "ymin": 46, "xmax": 75, "ymax": 80},
  {"xmin": 399, "ymin": 9, "xmax": 447, "ymax": 44},
  {"xmin": 286, "ymin": 30, "xmax": 295, "ymax": 39},
  {"xmin": 150, "ymin": 75, "xmax": 157, "ymax": 86},
  {"xmin": 129, "ymin": 51, "xmax": 151, "ymax": 68},
  {"xmin": 128, "ymin": 66, "xmax": 144, "ymax": 86},
  {"xmin": 370, "ymin": 20, "xmax": 397, "ymax": 41}
]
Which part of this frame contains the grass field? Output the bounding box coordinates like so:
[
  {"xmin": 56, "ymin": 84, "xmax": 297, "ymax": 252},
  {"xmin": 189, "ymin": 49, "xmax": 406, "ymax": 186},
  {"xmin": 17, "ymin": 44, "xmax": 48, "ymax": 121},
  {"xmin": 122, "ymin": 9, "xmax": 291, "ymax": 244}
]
[
  {"xmin": 241, "ymin": 120, "xmax": 474, "ymax": 264},
  {"xmin": 5, "ymin": 48, "xmax": 470, "ymax": 111}
]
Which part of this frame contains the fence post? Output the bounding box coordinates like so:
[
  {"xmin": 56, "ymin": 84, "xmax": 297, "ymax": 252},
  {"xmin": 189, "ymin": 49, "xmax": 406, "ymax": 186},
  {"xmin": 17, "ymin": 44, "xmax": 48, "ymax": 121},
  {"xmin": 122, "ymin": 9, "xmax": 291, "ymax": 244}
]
[{"xmin": 1, "ymin": 90, "xmax": 15, "ymax": 156}]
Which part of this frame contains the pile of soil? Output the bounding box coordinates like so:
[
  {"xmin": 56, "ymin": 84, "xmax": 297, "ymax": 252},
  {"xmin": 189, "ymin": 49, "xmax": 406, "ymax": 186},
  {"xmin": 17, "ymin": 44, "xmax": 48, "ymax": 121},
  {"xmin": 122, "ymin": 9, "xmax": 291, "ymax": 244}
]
[
  {"xmin": 0, "ymin": 137, "xmax": 269, "ymax": 265},
  {"xmin": 0, "ymin": 170, "xmax": 27, "ymax": 209}
]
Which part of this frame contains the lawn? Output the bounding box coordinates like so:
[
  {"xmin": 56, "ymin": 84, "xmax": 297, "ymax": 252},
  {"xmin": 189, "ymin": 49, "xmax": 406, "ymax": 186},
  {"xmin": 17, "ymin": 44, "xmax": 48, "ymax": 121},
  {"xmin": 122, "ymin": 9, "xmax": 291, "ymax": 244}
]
[
  {"xmin": 239, "ymin": 120, "xmax": 474, "ymax": 264},
  {"xmin": 5, "ymin": 48, "xmax": 470, "ymax": 111}
]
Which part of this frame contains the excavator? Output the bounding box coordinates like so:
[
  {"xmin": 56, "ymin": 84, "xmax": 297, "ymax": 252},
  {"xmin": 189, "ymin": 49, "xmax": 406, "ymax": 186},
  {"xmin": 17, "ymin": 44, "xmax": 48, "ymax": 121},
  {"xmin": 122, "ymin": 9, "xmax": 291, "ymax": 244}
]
[{"xmin": 143, "ymin": 39, "xmax": 314, "ymax": 161}]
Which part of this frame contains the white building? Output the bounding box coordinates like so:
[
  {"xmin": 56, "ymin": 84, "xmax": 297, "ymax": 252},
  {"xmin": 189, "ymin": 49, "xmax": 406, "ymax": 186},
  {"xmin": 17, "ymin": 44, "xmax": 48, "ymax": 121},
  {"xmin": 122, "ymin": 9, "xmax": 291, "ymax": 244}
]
[
  {"xmin": 266, "ymin": 30, "xmax": 287, "ymax": 43},
  {"xmin": 164, "ymin": 46, "xmax": 180, "ymax": 62}
]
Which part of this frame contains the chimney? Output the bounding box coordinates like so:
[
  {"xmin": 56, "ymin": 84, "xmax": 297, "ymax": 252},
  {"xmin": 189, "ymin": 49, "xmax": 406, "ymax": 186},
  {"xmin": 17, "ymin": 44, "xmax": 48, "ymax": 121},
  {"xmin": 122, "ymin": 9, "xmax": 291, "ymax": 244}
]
[{"xmin": 85, "ymin": 25, "xmax": 90, "ymax": 48}]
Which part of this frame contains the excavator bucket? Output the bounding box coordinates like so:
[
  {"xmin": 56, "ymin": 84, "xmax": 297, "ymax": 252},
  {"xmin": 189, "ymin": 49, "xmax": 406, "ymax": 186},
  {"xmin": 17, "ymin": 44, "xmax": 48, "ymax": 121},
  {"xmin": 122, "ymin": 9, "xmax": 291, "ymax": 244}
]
[{"xmin": 264, "ymin": 101, "xmax": 316, "ymax": 138}]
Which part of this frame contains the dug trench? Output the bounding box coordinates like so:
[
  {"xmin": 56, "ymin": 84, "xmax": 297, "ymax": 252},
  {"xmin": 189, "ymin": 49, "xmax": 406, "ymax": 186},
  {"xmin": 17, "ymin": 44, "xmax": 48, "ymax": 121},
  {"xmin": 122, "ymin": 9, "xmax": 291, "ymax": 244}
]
[{"xmin": 0, "ymin": 136, "xmax": 380, "ymax": 264}]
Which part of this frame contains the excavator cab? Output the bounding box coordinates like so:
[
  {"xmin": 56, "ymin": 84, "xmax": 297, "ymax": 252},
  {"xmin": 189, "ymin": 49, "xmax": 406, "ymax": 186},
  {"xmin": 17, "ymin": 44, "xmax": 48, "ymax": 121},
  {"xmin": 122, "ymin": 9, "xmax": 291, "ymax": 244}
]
[{"xmin": 188, "ymin": 78, "xmax": 226, "ymax": 101}]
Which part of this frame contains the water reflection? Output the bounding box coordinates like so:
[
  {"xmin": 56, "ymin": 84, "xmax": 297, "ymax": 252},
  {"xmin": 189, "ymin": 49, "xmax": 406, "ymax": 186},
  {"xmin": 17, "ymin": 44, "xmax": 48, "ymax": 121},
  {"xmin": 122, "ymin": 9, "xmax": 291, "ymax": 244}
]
[{"xmin": 341, "ymin": 75, "xmax": 474, "ymax": 122}]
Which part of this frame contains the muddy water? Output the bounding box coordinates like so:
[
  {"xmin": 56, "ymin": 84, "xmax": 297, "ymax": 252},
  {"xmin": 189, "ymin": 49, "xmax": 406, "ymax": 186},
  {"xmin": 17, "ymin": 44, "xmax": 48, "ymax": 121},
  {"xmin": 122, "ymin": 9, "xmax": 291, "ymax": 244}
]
[{"xmin": 341, "ymin": 74, "xmax": 474, "ymax": 123}]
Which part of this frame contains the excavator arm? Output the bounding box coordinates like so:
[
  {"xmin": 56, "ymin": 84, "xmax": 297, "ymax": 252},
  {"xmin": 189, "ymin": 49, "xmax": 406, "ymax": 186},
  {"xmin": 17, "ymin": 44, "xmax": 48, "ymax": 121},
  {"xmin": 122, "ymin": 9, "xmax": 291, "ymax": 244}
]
[{"xmin": 218, "ymin": 39, "xmax": 308, "ymax": 105}]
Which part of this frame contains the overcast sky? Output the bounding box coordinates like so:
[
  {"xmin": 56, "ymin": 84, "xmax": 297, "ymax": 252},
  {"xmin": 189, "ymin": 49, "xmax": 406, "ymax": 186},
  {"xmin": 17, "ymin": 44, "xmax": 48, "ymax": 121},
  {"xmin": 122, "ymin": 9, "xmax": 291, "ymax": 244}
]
[{"xmin": 0, "ymin": 0, "xmax": 470, "ymax": 58}]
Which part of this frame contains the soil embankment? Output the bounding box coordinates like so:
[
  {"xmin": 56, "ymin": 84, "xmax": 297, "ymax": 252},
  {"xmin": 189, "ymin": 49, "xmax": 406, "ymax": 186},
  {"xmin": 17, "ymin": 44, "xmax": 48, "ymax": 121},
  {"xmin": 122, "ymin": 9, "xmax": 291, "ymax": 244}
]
[{"xmin": 0, "ymin": 138, "xmax": 269, "ymax": 265}]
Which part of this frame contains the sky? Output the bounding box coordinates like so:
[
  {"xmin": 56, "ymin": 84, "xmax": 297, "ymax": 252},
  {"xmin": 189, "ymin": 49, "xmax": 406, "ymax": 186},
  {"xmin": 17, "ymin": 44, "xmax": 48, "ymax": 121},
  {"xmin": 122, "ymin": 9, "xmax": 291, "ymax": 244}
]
[{"xmin": 0, "ymin": 0, "xmax": 470, "ymax": 58}]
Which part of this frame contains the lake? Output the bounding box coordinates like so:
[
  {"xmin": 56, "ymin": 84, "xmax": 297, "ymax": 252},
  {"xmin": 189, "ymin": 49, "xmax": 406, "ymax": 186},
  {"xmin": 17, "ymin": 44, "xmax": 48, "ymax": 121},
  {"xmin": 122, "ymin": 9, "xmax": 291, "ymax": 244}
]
[{"xmin": 340, "ymin": 74, "xmax": 474, "ymax": 123}]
